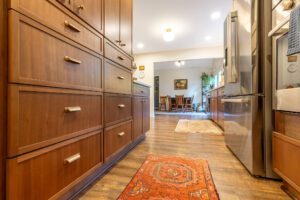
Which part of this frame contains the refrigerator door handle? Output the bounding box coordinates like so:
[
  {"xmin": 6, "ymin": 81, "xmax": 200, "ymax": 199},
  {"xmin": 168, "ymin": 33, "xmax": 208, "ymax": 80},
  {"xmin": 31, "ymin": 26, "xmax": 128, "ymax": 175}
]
[{"xmin": 221, "ymin": 98, "xmax": 249, "ymax": 103}]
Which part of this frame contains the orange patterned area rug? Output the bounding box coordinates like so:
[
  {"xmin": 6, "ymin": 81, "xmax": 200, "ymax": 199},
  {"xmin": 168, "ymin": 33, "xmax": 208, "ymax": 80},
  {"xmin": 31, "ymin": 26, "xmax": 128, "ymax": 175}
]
[{"xmin": 118, "ymin": 155, "xmax": 219, "ymax": 200}]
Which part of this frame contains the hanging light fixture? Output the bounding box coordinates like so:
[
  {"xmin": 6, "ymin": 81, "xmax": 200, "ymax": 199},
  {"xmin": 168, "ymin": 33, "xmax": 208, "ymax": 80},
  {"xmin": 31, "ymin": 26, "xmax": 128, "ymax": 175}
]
[
  {"xmin": 163, "ymin": 28, "xmax": 175, "ymax": 42},
  {"xmin": 175, "ymin": 60, "xmax": 185, "ymax": 67}
]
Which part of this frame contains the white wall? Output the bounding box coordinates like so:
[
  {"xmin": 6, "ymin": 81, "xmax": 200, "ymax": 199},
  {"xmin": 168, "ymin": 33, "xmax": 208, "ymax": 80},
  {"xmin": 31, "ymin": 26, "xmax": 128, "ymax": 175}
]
[
  {"xmin": 154, "ymin": 67, "xmax": 212, "ymax": 106},
  {"xmin": 133, "ymin": 46, "xmax": 223, "ymax": 117}
]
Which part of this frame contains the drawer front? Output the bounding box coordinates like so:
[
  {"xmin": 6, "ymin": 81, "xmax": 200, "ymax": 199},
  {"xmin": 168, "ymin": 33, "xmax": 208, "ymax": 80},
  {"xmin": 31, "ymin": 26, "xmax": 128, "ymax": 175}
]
[
  {"xmin": 273, "ymin": 132, "xmax": 300, "ymax": 191},
  {"xmin": 133, "ymin": 84, "xmax": 150, "ymax": 97},
  {"xmin": 7, "ymin": 131, "xmax": 102, "ymax": 200},
  {"xmin": 9, "ymin": 11, "xmax": 103, "ymax": 91},
  {"xmin": 104, "ymin": 39, "xmax": 132, "ymax": 69},
  {"xmin": 8, "ymin": 85, "xmax": 103, "ymax": 157},
  {"xmin": 9, "ymin": 0, "xmax": 103, "ymax": 55},
  {"xmin": 104, "ymin": 59, "xmax": 132, "ymax": 94},
  {"xmin": 104, "ymin": 94, "xmax": 132, "ymax": 126},
  {"xmin": 104, "ymin": 121, "xmax": 132, "ymax": 161}
]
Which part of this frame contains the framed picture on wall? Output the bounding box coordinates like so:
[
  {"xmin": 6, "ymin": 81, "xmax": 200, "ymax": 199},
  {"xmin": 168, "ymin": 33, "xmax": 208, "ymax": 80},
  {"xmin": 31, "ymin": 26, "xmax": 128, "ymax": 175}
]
[{"xmin": 174, "ymin": 79, "xmax": 188, "ymax": 90}]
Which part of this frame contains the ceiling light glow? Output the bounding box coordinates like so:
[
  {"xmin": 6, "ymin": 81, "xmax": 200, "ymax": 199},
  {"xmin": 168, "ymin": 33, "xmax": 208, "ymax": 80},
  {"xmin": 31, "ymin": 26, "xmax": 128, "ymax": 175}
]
[
  {"xmin": 175, "ymin": 60, "xmax": 185, "ymax": 67},
  {"xmin": 205, "ymin": 36, "xmax": 212, "ymax": 41},
  {"xmin": 163, "ymin": 28, "xmax": 175, "ymax": 42},
  {"xmin": 211, "ymin": 11, "xmax": 221, "ymax": 20},
  {"xmin": 137, "ymin": 43, "xmax": 144, "ymax": 49}
]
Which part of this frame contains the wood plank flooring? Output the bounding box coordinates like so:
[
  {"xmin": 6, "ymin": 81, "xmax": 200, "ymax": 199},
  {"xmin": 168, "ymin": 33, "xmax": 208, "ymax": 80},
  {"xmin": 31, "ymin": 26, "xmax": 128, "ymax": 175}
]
[{"xmin": 78, "ymin": 114, "xmax": 291, "ymax": 200}]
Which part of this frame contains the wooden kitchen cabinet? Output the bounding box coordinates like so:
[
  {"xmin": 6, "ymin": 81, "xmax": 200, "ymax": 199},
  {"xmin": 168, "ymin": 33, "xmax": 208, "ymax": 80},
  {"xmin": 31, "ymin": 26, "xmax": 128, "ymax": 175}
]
[
  {"xmin": 105, "ymin": 0, "xmax": 133, "ymax": 55},
  {"xmin": 209, "ymin": 86, "xmax": 224, "ymax": 130}
]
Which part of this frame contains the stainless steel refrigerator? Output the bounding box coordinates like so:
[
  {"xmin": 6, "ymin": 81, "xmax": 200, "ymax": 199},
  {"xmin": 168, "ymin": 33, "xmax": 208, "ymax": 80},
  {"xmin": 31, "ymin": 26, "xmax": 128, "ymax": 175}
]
[{"xmin": 223, "ymin": 0, "xmax": 277, "ymax": 178}]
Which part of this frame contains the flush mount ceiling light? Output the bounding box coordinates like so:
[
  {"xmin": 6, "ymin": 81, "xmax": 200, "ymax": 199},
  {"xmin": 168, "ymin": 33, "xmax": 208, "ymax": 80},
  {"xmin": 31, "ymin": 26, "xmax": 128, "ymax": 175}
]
[
  {"xmin": 163, "ymin": 28, "xmax": 175, "ymax": 42},
  {"xmin": 137, "ymin": 43, "xmax": 144, "ymax": 49},
  {"xmin": 211, "ymin": 11, "xmax": 221, "ymax": 20},
  {"xmin": 175, "ymin": 60, "xmax": 185, "ymax": 67}
]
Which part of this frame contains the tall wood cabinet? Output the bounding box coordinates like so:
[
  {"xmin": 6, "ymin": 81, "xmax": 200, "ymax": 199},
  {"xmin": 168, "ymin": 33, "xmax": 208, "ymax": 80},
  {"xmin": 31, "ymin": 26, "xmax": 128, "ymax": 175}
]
[{"xmin": 0, "ymin": 0, "xmax": 149, "ymax": 199}]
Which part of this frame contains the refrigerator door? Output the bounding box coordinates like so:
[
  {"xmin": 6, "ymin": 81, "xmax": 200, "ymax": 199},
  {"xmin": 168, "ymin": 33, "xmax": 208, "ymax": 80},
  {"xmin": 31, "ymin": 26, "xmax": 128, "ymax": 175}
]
[
  {"xmin": 224, "ymin": 0, "xmax": 253, "ymax": 97},
  {"xmin": 223, "ymin": 95, "xmax": 264, "ymax": 176}
]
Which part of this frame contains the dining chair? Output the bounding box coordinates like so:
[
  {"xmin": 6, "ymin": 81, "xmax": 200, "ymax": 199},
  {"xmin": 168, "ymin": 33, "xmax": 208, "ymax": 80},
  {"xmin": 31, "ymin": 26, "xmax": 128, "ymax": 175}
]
[
  {"xmin": 185, "ymin": 96, "xmax": 194, "ymax": 112},
  {"xmin": 175, "ymin": 95, "xmax": 185, "ymax": 112},
  {"xmin": 159, "ymin": 96, "xmax": 167, "ymax": 111}
]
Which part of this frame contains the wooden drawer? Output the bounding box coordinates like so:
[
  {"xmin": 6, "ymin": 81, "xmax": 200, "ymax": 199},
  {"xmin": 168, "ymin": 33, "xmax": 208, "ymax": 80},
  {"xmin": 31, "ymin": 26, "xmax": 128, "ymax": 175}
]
[
  {"xmin": 104, "ymin": 39, "xmax": 132, "ymax": 69},
  {"xmin": 7, "ymin": 131, "xmax": 102, "ymax": 200},
  {"xmin": 55, "ymin": 0, "xmax": 104, "ymax": 34},
  {"xmin": 133, "ymin": 83, "xmax": 150, "ymax": 97},
  {"xmin": 9, "ymin": 11, "xmax": 103, "ymax": 91},
  {"xmin": 104, "ymin": 59, "xmax": 132, "ymax": 94},
  {"xmin": 275, "ymin": 111, "xmax": 300, "ymax": 140},
  {"xmin": 104, "ymin": 121, "xmax": 132, "ymax": 161},
  {"xmin": 7, "ymin": 85, "xmax": 103, "ymax": 157},
  {"xmin": 9, "ymin": 0, "xmax": 103, "ymax": 55},
  {"xmin": 104, "ymin": 94, "xmax": 132, "ymax": 126},
  {"xmin": 273, "ymin": 132, "xmax": 300, "ymax": 193}
]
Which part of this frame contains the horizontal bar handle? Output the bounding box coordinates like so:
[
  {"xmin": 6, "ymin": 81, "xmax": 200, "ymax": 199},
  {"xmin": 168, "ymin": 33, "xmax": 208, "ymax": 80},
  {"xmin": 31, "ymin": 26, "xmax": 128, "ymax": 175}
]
[
  {"xmin": 118, "ymin": 132, "xmax": 125, "ymax": 137},
  {"xmin": 120, "ymin": 43, "xmax": 126, "ymax": 47},
  {"xmin": 117, "ymin": 76, "xmax": 125, "ymax": 80},
  {"xmin": 65, "ymin": 106, "xmax": 82, "ymax": 112},
  {"xmin": 64, "ymin": 56, "xmax": 82, "ymax": 64},
  {"xmin": 221, "ymin": 99, "xmax": 249, "ymax": 103},
  {"xmin": 268, "ymin": 17, "xmax": 289, "ymax": 37},
  {"xmin": 117, "ymin": 56, "xmax": 125, "ymax": 61},
  {"xmin": 64, "ymin": 20, "xmax": 81, "ymax": 32},
  {"xmin": 115, "ymin": 40, "xmax": 122, "ymax": 43},
  {"xmin": 118, "ymin": 104, "xmax": 125, "ymax": 108},
  {"xmin": 64, "ymin": 153, "xmax": 81, "ymax": 164}
]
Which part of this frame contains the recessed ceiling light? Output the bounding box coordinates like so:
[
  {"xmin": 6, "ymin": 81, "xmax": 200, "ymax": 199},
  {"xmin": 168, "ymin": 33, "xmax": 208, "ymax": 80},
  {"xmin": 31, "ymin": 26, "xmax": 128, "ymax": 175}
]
[
  {"xmin": 163, "ymin": 28, "xmax": 175, "ymax": 42},
  {"xmin": 205, "ymin": 36, "xmax": 212, "ymax": 41},
  {"xmin": 211, "ymin": 11, "xmax": 221, "ymax": 20},
  {"xmin": 137, "ymin": 43, "xmax": 144, "ymax": 49}
]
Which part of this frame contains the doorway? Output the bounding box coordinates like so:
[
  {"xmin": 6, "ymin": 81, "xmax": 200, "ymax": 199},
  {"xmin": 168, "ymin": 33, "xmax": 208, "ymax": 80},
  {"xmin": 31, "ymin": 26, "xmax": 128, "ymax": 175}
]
[{"xmin": 154, "ymin": 76, "xmax": 159, "ymax": 110}]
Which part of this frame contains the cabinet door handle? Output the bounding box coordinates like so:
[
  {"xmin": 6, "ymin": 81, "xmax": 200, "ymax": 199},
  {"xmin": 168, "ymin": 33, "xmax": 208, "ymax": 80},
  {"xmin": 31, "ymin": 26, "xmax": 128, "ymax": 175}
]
[
  {"xmin": 117, "ymin": 76, "xmax": 125, "ymax": 80},
  {"xmin": 65, "ymin": 106, "xmax": 82, "ymax": 112},
  {"xmin": 117, "ymin": 56, "xmax": 125, "ymax": 61},
  {"xmin": 77, "ymin": 4, "xmax": 84, "ymax": 10},
  {"xmin": 64, "ymin": 56, "xmax": 82, "ymax": 64},
  {"xmin": 64, "ymin": 153, "xmax": 81, "ymax": 164},
  {"xmin": 141, "ymin": 90, "xmax": 144, "ymax": 93},
  {"xmin": 118, "ymin": 104, "xmax": 125, "ymax": 108},
  {"xmin": 120, "ymin": 43, "xmax": 126, "ymax": 47},
  {"xmin": 115, "ymin": 40, "xmax": 122, "ymax": 43},
  {"xmin": 64, "ymin": 20, "xmax": 81, "ymax": 32},
  {"xmin": 282, "ymin": 0, "xmax": 295, "ymax": 10},
  {"xmin": 118, "ymin": 132, "xmax": 125, "ymax": 137}
]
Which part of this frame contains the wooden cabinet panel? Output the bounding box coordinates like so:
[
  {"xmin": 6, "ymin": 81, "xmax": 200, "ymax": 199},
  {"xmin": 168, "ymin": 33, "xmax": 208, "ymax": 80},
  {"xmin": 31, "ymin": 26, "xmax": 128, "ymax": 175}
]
[
  {"xmin": 7, "ymin": 85, "xmax": 103, "ymax": 157},
  {"xmin": 133, "ymin": 97, "xmax": 143, "ymax": 140},
  {"xmin": 133, "ymin": 83, "xmax": 150, "ymax": 97},
  {"xmin": 7, "ymin": 131, "xmax": 103, "ymax": 200},
  {"xmin": 142, "ymin": 98, "xmax": 150, "ymax": 133},
  {"xmin": 9, "ymin": 0, "xmax": 103, "ymax": 55},
  {"xmin": 104, "ymin": 59, "xmax": 132, "ymax": 94},
  {"xmin": 120, "ymin": 0, "xmax": 132, "ymax": 55},
  {"xmin": 72, "ymin": 0, "xmax": 104, "ymax": 33},
  {"xmin": 104, "ymin": 39, "xmax": 132, "ymax": 69},
  {"xmin": 9, "ymin": 11, "xmax": 103, "ymax": 91},
  {"xmin": 275, "ymin": 111, "xmax": 300, "ymax": 140},
  {"xmin": 104, "ymin": 121, "xmax": 132, "ymax": 161},
  {"xmin": 104, "ymin": 94, "xmax": 132, "ymax": 126},
  {"xmin": 104, "ymin": 0, "xmax": 120, "ymax": 45}
]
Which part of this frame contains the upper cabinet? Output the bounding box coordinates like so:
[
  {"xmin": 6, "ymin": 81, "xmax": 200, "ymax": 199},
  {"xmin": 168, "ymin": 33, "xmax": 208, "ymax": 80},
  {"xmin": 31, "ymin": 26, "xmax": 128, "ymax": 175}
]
[
  {"xmin": 105, "ymin": 0, "xmax": 132, "ymax": 56},
  {"xmin": 56, "ymin": 0, "xmax": 104, "ymax": 34}
]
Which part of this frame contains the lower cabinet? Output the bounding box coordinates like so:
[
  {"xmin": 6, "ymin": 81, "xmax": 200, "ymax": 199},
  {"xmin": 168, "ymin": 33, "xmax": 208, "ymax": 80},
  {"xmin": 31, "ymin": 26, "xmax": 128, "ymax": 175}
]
[{"xmin": 209, "ymin": 86, "xmax": 224, "ymax": 129}]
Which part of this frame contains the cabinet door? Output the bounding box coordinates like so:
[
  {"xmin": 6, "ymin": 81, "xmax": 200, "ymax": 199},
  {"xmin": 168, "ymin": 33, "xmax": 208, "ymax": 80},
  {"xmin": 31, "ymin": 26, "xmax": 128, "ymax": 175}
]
[
  {"xmin": 133, "ymin": 97, "xmax": 143, "ymax": 140},
  {"xmin": 142, "ymin": 98, "xmax": 150, "ymax": 133},
  {"xmin": 120, "ymin": 0, "xmax": 132, "ymax": 55},
  {"xmin": 105, "ymin": 0, "xmax": 120, "ymax": 45}
]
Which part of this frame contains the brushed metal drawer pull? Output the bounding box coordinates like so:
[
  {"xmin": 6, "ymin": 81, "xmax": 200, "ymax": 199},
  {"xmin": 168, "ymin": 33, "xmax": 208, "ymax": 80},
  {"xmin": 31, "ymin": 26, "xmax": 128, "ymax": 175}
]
[
  {"xmin": 65, "ymin": 106, "xmax": 82, "ymax": 112},
  {"xmin": 118, "ymin": 132, "xmax": 125, "ymax": 137},
  {"xmin": 77, "ymin": 5, "xmax": 85, "ymax": 10},
  {"xmin": 120, "ymin": 43, "xmax": 126, "ymax": 47},
  {"xmin": 64, "ymin": 56, "xmax": 82, "ymax": 64},
  {"xmin": 64, "ymin": 20, "xmax": 81, "ymax": 32},
  {"xmin": 282, "ymin": 0, "xmax": 295, "ymax": 10},
  {"xmin": 115, "ymin": 40, "xmax": 122, "ymax": 43},
  {"xmin": 64, "ymin": 153, "xmax": 81, "ymax": 164},
  {"xmin": 117, "ymin": 76, "xmax": 125, "ymax": 80},
  {"xmin": 118, "ymin": 104, "xmax": 125, "ymax": 108},
  {"xmin": 117, "ymin": 56, "xmax": 125, "ymax": 61}
]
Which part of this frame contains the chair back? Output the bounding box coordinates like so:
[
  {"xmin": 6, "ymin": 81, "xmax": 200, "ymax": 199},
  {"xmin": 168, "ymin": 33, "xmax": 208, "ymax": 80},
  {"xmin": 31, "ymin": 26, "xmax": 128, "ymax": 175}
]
[
  {"xmin": 160, "ymin": 96, "xmax": 167, "ymax": 104},
  {"xmin": 175, "ymin": 95, "xmax": 184, "ymax": 105}
]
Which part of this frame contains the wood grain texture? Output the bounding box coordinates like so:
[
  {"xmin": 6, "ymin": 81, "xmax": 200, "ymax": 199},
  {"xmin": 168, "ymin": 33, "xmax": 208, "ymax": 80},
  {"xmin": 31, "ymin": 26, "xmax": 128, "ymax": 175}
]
[
  {"xmin": 9, "ymin": 0, "xmax": 103, "ymax": 54},
  {"xmin": 132, "ymin": 97, "xmax": 143, "ymax": 140},
  {"xmin": 8, "ymin": 11, "xmax": 103, "ymax": 92},
  {"xmin": 104, "ymin": 0, "xmax": 120, "ymax": 45},
  {"xmin": 120, "ymin": 0, "xmax": 132, "ymax": 55},
  {"xmin": 78, "ymin": 115, "xmax": 290, "ymax": 200},
  {"xmin": 7, "ymin": 131, "xmax": 103, "ymax": 200},
  {"xmin": 7, "ymin": 85, "xmax": 103, "ymax": 157}
]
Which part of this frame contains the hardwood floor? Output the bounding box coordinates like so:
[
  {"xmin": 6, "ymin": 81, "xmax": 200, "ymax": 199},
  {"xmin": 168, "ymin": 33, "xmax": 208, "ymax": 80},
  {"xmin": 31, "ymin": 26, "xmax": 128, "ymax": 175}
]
[{"xmin": 78, "ymin": 114, "xmax": 291, "ymax": 200}]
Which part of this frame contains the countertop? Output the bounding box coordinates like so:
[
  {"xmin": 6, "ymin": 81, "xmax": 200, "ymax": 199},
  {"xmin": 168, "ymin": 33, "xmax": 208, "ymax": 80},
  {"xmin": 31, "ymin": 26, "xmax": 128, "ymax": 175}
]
[
  {"xmin": 133, "ymin": 81, "xmax": 151, "ymax": 88},
  {"xmin": 207, "ymin": 85, "xmax": 225, "ymax": 93}
]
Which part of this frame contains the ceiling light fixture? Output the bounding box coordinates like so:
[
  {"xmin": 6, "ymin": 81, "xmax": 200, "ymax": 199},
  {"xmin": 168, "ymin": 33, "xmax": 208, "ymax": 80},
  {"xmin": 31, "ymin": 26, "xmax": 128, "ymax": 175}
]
[
  {"xmin": 211, "ymin": 11, "xmax": 221, "ymax": 20},
  {"xmin": 205, "ymin": 35, "xmax": 212, "ymax": 41},
  {"xmin": 163, "ymin": 28, "xmax": 175, "ymax": 42},
  {"xmin": 137, "ymin": 43, "xmax": 144, "ymax": 49},
  {"xmin": 175, "ymin": 60, "xmax": 185, "ymax": 67}
]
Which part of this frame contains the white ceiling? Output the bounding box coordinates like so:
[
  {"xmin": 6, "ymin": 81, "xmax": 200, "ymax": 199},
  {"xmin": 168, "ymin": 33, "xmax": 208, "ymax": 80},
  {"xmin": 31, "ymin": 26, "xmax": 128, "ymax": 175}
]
[
  {"xmin": 154, "ymin": 58, "xmax": 216, "ymax": 71},
  {"xmin": 133, "ymin": 0, "xmax": 232, "ymax": 54}
]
